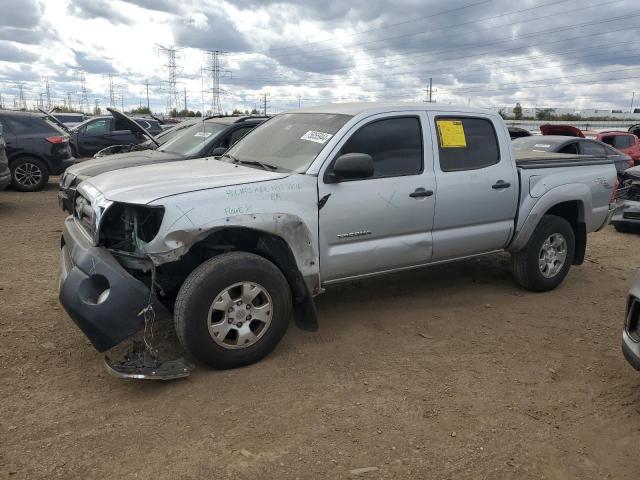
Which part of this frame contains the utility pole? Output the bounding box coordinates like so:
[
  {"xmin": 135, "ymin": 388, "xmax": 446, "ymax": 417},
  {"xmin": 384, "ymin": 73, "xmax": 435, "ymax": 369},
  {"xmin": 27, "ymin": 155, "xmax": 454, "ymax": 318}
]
[
  {"xmin": 157, "ymin": 44, "xmax": 182, "ymax": 113},
  {"xmin": 145, "ymin": 79, "xmax": 150, "ymax": 111},
  {"xmin": 120, "ymin": 93, "xmax": 124, "ymax": 111},
  {"xmin": 16, "ymin": 83, "xmax": 26, "ymax": 110},
  {"xmin": 94, "ymin": 98, "xmax": 100, "ymax": 115},
  {"xmin": 66, "ymin": 91, "xmax": 73, "ymax": 111},
  {"xmin": 424, "ymin": 78, "xmax": 436, "ymax": 103},
  {"xmin": 202, "ymin": 50, "xmax": 231, "ymax": 115},
  {"xmin": 0, "ymin": 92, "xmax": 3, "ymax": 109},
  {"xmin": 298, "ymin": 94, "xmax": 301, "ymax": 109},
  {"xmin": 630, "ymin": 92, "xmax": 636, "ymax": 115}
]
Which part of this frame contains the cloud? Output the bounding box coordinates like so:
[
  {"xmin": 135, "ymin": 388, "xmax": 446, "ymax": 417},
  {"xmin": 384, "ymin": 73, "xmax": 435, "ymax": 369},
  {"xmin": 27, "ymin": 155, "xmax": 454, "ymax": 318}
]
[
  {"xmin": 0, "ymin": 0, "xmax": 43, "ymax": 28},
  {"xmin": 119, "ymin": 0, "xmax": 181, "ymax": 13},
  {"xmin": 0, "ymin": 41, "xmax": 39, "ymax": 63},
  {"xmin": 73, "ymin": 50, "xmax": 118, "ymax": 74},
  {"xmin": 172, "ymin": 11, "xmax": 250, "ymax": 52},
  {"xmin": 68, "ymin": 0, "xmax": 134, "ymax": 25}
]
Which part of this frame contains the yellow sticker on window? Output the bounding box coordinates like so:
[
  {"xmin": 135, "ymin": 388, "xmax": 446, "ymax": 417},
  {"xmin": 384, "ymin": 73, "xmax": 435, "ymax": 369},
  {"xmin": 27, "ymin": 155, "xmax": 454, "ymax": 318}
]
[{"xmin": 436, "ymin": 120, "xmax": 467, "ymax": 148}]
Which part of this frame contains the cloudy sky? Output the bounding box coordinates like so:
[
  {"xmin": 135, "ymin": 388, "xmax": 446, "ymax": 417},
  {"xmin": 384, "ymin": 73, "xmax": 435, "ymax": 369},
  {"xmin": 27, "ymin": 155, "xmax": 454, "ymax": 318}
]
[{"xmin": 0, "ymin": 0, "xmax": 638, "ymax": 114}]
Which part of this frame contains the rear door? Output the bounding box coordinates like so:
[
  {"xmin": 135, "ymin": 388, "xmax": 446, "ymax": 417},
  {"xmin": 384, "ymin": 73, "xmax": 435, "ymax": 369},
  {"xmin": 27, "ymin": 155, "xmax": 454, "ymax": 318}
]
[
  {"xmin": 78, "ymin": 118, "xmax": 112, "ymax": 155},
  {"xmin": 318, "ymin": 112, "xmax": 436, "ymax": 282},
  {"xmin": 429, "ymin": 113, "xmax": 518, "ymax": 261}
]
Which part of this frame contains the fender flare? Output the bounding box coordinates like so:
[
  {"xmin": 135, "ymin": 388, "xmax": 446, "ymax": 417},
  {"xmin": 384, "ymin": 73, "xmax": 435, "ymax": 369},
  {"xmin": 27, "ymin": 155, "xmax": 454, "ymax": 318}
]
[{"xmin": 508, "ymin": 184, "xmax": 590, "ymax": 253}]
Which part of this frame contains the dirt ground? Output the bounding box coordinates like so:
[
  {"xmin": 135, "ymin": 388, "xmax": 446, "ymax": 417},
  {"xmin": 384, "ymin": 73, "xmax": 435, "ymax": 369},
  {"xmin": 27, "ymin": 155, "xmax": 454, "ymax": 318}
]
[{"xmin": 1, "ymin": 178, "xmax": 639, "ymax": 479}]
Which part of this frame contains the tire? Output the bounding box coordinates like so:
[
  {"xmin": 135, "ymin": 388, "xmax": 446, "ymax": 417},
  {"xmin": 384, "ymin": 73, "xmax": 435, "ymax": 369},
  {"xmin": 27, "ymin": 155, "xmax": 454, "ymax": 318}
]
[
  {"xmin": 10, "ymin": 157, "xmax": 49, "ymax": 192},
  {"xmin": 174, "ymin": 251, "xmax": 292, "ymax": 369},
  {"xmin": 613, "ymin": 223, "xmax": 632, "ymax": 234},
  {"xmin": 511, "ymin": 214, "xmax": 575, "ymax": 292}
]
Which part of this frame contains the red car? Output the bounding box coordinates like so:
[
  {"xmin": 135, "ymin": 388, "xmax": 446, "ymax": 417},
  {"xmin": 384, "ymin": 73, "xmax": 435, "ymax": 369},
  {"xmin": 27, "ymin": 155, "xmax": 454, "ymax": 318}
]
[{"xmin": 540, "ymin": 124, "xmax": 640, "ymax": 165}]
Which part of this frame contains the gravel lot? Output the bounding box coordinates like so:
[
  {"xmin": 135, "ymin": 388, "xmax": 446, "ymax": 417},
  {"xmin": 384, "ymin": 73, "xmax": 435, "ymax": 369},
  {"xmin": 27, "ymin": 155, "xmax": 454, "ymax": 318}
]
[{"xmin": 1, "ymin": 179, "xmax": 639, "ymax": 479}]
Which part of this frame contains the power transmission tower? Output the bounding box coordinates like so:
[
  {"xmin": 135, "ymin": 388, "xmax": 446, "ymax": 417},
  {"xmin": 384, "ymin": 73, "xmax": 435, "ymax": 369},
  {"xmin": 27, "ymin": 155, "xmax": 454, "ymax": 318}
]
[
  {"xmin": 66, "ymin": 92, "xmax": 73, "ymax": 110},
  {"xmin": 44, "ymin": 76, "xmax": 51, "ymax": 110},
  {"xmin": 94, "ymin": 98, "xmax": 100, "ymax": 115},
  {"xmin": 16, "ymin": 83, "xmax": 26, "ymax": 110},
  {"xmin": 202, "ymin": 50, "xmax": 231, "ymax": 115},
  {"xmin": 145, "ymin": 79, "xmax": 150, "ymax": 111},
  {"xmin": 261, "ymin": 93, "xmax": 269, "ymax": 115},
  {"xmin": 0, "ymin": 92, "xmax": 3, "ymax": 109},
  {"xmin": 183, "ymin": 86, "xmax": 188, "ymax": 112},
  {"xmin": 423, "ymin": 78, "xmax": 437, "ymax": 103},
  {"xmin": 79, "ymin": 72, "xmax": 90, "ymax": 114},
  {"xmin": 157, "ymin": 44, "xmax": 183, "ymax": 113},
  {"xmin": 104, "ymin": 74, "xmax": 117, "ymax": 107}
]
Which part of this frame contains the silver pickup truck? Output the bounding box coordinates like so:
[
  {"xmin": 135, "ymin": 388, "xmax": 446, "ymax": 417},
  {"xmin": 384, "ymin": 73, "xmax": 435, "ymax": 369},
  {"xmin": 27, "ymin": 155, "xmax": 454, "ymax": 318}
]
[{"xmin": 58, "ymin": 103, "xmax": 617, "ymax": 373}]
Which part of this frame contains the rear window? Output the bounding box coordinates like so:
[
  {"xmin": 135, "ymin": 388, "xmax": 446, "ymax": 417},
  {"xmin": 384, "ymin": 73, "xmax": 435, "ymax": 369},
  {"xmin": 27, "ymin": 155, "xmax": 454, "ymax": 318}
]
[
  {"xmin": 436, "ymin": 117, "xmax": 500, "ymax": 172},
  {"xmin": 580, "ymin": 141, "xmax": 606, "ymax": 156},
  {"xmin": 602, "ymin": 135, "xmax": 634, "ymax": 149},
  {"xmin": 54, "ymin": 114, "xmax": 82, "ymax": 123},
  {"xmin": 0, "ymin": 115, "xmax": 59, "ymax": 135}
]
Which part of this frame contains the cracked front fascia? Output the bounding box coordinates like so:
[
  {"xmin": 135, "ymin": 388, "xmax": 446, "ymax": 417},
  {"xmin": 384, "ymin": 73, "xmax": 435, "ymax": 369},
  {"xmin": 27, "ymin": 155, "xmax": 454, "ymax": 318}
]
[{"xmin": 123, "ymin": 174, "xmax": 321, "ymax": 294}]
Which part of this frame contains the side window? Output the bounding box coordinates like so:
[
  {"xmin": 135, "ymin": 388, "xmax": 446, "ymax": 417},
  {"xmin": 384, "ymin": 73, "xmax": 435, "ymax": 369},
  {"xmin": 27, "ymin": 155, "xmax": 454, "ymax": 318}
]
[
  {"xmin": 436, "ymin": 117, "xmax": 499, "ymax": 172},
  {"xmin": 580, "ymin": 141, "xmax": 606, "ymax": 156},
  {"xmin": 558, "ymin": 142, "xmax": 579, "ymax": 154},
  {"xmin": 338, "ymin": 117, "xmax": 423, "ymax": 178},
  {"xmin": 83, "ymin": 119, "xmax": 110, "ymax": 134}
]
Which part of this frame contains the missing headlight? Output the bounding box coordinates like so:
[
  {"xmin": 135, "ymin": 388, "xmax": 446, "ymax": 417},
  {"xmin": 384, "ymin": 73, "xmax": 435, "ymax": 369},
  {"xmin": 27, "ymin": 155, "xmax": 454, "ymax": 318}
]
[{"xmin": 100, "ymin": 203, "xmax": 164, "ymax": 253}]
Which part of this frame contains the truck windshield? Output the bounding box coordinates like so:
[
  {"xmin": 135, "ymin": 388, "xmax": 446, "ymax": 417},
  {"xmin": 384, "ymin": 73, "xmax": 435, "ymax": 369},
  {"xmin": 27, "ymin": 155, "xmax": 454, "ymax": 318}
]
[
  {"xmin": 224, "ymin": 113, "xmax": 352, "ymax": 172},
  {"xmin": 159, "ymin": 121, "xmax": 227, "ymax": 156}
]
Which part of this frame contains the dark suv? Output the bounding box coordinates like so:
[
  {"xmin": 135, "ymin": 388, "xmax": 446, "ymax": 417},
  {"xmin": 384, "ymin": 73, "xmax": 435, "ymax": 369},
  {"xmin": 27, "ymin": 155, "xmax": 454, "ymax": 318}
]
[
  {"xmin": 0, "ymin": 110, "xmax": 74, "ymax": 191},
  {"xmin": 59, "ymin": 115, "xmax": 268, "ymax": 212},
  {"xmin": 0, "ymin": 123, "xmax": 10, "ymax": 191},
  {"xmin": 69, "ymin": 115, "xmax": 162, "ymax": 157}
]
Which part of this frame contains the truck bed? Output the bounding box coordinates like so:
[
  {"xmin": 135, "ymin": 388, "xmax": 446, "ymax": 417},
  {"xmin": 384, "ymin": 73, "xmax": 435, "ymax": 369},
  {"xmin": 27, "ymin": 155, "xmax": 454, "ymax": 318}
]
[{"xmin": 515, "ymin": 151, "xmax": 612, "ymax": 169}]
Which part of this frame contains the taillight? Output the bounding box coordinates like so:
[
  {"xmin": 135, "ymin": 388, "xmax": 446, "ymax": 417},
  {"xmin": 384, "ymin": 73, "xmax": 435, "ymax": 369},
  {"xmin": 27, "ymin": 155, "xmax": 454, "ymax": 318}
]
[{"xmin": 46, "ymin": 136, "xmax": 67, "ymax": 144}]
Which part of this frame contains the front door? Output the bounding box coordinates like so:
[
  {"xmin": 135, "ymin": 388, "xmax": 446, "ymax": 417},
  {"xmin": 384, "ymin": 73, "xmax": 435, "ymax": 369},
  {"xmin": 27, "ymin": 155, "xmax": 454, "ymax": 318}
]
[
  {"xmin": 318, "ymin": 112, "xmax": 436, "ymax": 282},
  {"xmin": 429, "ymin": 114, "xmax": 518, "ymax": 261}
]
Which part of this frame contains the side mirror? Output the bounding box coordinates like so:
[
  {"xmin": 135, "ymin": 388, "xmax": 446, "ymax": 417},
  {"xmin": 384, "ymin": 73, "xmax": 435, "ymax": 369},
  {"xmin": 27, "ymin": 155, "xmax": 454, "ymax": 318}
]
[
  {"xmin": 211, "ymin": 147, "xmax": 227, "ymax": 156},
  {"xmin": 332, "ymin": 153, "xmax": 374, "ymax": 181}
]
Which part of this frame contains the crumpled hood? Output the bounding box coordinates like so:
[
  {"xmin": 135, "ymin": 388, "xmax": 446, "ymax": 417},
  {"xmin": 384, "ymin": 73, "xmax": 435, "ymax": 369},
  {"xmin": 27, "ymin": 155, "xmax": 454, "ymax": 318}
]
[
  {"xmin": 84, "ymin": 157, "xmax": 289, "ymax": 204},
  {"xmin": 67, "ymin": 150, "xmax": 181, "ymax": 179}
]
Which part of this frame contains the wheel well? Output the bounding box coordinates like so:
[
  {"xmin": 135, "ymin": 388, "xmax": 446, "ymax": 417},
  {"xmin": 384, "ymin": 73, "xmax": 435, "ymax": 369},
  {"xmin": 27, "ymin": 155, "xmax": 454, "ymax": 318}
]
[
  {"xmin": 158, "ymin": 227, "xmax": 318, "ymax": 331},
  {"xmin": 8, "ymin": 153, "xmax": 50, "ymax": 172},
  {"xmin": 545, "ymin": 201, "xmax": 586, "ymax": 265}
]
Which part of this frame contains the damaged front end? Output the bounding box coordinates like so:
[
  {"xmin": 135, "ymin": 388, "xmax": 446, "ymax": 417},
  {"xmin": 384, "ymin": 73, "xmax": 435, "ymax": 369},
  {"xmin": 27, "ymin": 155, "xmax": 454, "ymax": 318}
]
[
  {"xmin": 612, "ymin": 167, "xmax": 640, "ymax": 226},
  {"xmin": 58, "ymin": 186, "xmax": 190, "ymax": 379}
]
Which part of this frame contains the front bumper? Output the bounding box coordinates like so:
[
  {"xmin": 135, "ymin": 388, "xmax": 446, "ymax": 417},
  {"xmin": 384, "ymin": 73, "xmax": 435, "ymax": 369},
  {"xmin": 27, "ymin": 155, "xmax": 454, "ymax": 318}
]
[
  {"xmin": 611, "ymin": 200, "xmax": 640, "ymax": 226},
  {"xmin": 622, "ymin": 329, "xmax": 640, "ymax": 371},
  {"xmin": 59, "ymin": 216, "xmax": 171, "ymax": 352}
]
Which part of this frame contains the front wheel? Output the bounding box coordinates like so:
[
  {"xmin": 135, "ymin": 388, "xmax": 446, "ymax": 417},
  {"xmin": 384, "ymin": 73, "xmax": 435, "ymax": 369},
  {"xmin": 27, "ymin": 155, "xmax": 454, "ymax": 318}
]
[
  {"xmin": 174, "ymin": 252, "xmax": 292, "ymax": 369},
  {"xmin": 511, "ymin": 214, "xmax": 575, "ymax": 292}
]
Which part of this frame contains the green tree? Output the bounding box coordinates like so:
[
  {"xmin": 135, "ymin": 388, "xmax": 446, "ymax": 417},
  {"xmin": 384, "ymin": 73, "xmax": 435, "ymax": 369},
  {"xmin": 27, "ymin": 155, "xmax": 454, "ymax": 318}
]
[
  {"xmin": 129, "ymin": 106, "xmax": 151, "ymax": 115},
  {"xmin": 513, "ymin": 103, "xmax": 523, "ymax": 120}
]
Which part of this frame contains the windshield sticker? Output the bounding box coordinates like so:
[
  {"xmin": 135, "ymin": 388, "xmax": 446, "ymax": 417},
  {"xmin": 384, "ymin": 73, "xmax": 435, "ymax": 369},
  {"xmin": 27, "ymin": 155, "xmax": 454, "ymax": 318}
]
[
  {"xmin": 534, "ymin": 144, "xmax": 551, "ymax": 148},
  {"xmin": 301, "ymin": 130, "xmax": 333, "ymax": 144},
  {"xmin": 194, "ymin": 131, "xmax": 212, "ymax": 138},
  {"xmin": 436, "ymin": 120, "xmax": 467, "ymax": 148}
]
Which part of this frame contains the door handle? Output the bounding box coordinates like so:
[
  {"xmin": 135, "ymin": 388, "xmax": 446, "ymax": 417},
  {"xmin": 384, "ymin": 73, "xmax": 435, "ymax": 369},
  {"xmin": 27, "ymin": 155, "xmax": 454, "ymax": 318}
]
[
  {"xmin": 492, "ymin": 180, "xmax": 511, "ymax": 189},
  {"xmin": 409, "ymin": 188, "xmax": 434, "ymax": 198}
]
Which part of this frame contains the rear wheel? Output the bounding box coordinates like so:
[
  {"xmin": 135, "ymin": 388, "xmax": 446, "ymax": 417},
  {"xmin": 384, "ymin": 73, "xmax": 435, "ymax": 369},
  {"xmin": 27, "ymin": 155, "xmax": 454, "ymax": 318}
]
[
  {"xmin": 174, "ymin": 252, "xmax": 292, "ymax": 369},
  {"xmin": 511, "ymin": 214, "xmax": 575, "ymax": 292},
  {"xmin": 10, "ymin": 157, "xmax": 49, "ymax": 192}
]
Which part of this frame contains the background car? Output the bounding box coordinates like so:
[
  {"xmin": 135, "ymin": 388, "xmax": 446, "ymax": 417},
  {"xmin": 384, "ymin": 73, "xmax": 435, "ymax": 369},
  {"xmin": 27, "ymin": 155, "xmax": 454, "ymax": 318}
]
[
  {"xmin": 0, "ymin": 123, "xmax": 10, "ymax": 191},
  {"xmin": 622, "ymin": 278, "xmax": 640, "ymax": 371},
  {"xmin": 540, "ymin": 124, "xmax": 640, "ymax": 165},
  {"xmin": 0, "ymin": 110, "xmax": 74, "ymax": 191},
  {"xmin": 52, "ymin": 112, "xmax": 88, "ymax": 129},
  {"xmin": 68, "ymin": 114, "xmax": 162, "ymax": 157},
  {"xmin": 513, "ymin": 135, "xmax": 633, "ymax": 177},
  {"xmin": 59, "ymin": 115, "xmax": 268, "ymax": 212}
]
